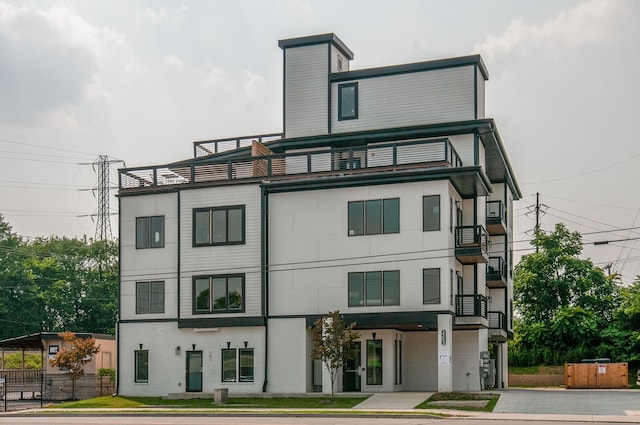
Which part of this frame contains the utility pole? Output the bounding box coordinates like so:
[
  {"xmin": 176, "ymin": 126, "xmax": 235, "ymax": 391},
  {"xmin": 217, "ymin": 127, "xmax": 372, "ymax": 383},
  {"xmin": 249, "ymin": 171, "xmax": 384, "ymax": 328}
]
[{"xmin": 535, "ymin": 192, "xmax": 541, "ymax": 232}]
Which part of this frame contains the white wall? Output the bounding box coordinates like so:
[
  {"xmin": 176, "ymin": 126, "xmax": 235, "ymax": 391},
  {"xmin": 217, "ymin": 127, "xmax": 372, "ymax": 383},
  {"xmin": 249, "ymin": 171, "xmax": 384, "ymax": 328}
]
[
  {"xmin": 331, "ymin": 66, "xmax": 476, "ymax": 134},
  {"xmin": 284, "ymin": 44, "xmax": 329, "ymax": 138},
  {"xmin": 403, "ymin": 332, "xmax": 438, "ymax": 391},
  {"xmin": 268, "ymin": 180, "xmax": 454, "ymax": 316},
  {"xmin": 118, "ymin": 322, "xmax": 265, "ymax": 396},
  {"xmin": 179, "ymin": 184, "xmax": 262, "ymax": 319},
  {"xmin": 267, "ymin": 318, "xmax": 308, "ymax": 393},
  {"xmin": 120, "ymin": 193, "xmax": 179, "ymax": 321}
]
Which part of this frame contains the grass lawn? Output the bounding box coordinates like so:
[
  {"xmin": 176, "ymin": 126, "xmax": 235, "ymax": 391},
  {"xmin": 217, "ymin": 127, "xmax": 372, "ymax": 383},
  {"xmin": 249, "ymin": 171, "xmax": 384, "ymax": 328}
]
[
  {"xmin": 415, "ymin": 392, "xmax": 499, "ymax": 412},
  {"xmin": 52, "ymin": 396, "xmax": 368, "ymax": 409}
]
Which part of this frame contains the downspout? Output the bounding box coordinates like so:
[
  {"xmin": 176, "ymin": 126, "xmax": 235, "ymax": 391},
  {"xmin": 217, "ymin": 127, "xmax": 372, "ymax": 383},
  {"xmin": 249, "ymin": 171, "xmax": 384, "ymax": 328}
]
[
  {"xmin": 261, "ymin": 185, "xmax": 269, "ymax": 392},
  {"xmin": 116, "ymin": 195, "xmax": 122, "ymax": 395}
]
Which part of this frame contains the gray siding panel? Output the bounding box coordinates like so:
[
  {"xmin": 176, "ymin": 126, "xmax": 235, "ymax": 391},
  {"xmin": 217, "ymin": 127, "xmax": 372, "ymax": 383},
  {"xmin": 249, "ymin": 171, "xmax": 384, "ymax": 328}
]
[
  {"xmin": 332, "ymin": 66, "xmax": 476, "ymax": 133},
  {"xmin": 476, "ymin": 66, "xmax": 485, "ymax": 119},
  {"xmin": 284, "ymin": 44, "xmax": 329, "ymax": 138}
]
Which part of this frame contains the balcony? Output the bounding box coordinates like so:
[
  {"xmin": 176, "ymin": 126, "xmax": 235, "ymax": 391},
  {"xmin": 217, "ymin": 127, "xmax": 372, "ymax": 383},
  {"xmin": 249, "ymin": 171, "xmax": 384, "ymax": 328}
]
[
  {"xmin": 486, "ymin": 200, "xmax": 507, "ymax": 235},
  {"xmin": 486, "ymin": 256, "xmax": 507, "ymax": 288},
  {"xmin": 455, "ymin": 294, "xmax": 488, "ymax": 327},
  {"xmin": 120, "ymin": 137, "xmax": 463, "ymax": 191},
  {"xmin": 193, "ymin": 133, "xmax": 283, "ymax": 157},
  {"xmin": 455, "ymin": 225, "xmax": 489, "ymax": 264},
  {"xmin": 488, "ymin": 311, "xmax": 508, "ymax": 342}
]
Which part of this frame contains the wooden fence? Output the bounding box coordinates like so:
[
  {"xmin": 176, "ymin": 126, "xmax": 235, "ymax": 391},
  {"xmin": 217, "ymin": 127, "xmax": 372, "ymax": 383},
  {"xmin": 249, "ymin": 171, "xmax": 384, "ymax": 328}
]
[{"xmin": 565, "ymin": 363, "xmax": 628, "ymax": 389}]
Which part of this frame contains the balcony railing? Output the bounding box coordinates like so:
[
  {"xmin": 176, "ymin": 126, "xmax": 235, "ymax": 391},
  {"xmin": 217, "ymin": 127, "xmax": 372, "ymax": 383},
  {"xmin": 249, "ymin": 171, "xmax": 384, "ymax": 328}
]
[
  {"xmin": 455, "ymin": 294, "xmax": 487, "ymax": 318},
  {"xmin": 486, "ymin": 200, "xmax": 507, "ymax": 235},
  {"xmin": 488, "ymin": 311, "xmax": 507, "ymax": 331},
  {"xmin": 487, "ymin": 256, "xmax": 507, "ymax": 287},
  {"xmin": 120, "ymin": 137, "xmax": 463, "ymax": 190},
  {"xmin": 454, "ymin": 225, "xmax": 489, "ymax": 264},
  {"xmin": 193, "ymin": 133, "xmax": 283, "ymax": 157}
]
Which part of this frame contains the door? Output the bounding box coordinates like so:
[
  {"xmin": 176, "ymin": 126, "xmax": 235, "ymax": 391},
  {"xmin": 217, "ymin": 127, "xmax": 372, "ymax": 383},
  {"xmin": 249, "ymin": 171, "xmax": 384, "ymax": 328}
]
[
  {"xmin": 186, "ymin": 351, "xmax": 203, "ymax": 392},
  {"xmin": 343, "ymin": 342, "xmax": 361, "ymax": 392}
]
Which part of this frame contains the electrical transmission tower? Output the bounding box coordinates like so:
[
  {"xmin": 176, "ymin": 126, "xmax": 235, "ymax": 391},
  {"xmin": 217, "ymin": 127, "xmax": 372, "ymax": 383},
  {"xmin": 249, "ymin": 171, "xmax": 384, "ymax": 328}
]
[{"xmin": 81, "ymin": 156, "xmax": 125, "ymax": 241}]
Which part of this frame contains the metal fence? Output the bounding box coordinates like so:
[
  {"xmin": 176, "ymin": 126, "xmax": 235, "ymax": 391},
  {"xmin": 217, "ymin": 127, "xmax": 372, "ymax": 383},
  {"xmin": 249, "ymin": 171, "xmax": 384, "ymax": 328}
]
[{"xmin": 1, "ymin": 371, "xmax": 43, "ymax": 412}]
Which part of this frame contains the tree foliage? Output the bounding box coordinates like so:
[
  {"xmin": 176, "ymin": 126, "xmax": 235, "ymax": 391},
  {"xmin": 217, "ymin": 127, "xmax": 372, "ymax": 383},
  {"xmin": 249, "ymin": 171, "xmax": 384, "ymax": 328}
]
[
  {"xmin": 511, "ymin": 223, "xmax": 632, "ymax": 366},
  {"xmin": 49, "ymin": 331, "xmax": 101, "ymax": 400},
  {"xmin": 0, "ymin": 214, "xmax": 118, "ymax": 339},
  {"xmin": 311, "ymin": 310, "xmax": 360, "ymax": 397}
]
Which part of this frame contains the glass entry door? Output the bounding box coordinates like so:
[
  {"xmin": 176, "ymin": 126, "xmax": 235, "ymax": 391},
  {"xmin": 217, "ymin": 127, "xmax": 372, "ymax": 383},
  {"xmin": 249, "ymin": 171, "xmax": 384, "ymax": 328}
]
[
  {"xmin": 343, "ymin": 342, "xmax": 361, "ymax": 392},
  {"xmin": 186, "ymin": 351, "xmax": 203, "ymax": 392}
]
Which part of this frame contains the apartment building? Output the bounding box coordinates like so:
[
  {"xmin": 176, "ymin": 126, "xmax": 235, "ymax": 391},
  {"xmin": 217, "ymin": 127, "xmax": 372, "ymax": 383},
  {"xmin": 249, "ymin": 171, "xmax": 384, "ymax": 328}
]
[{"xmin": 117, "ymin": 33, "xmax": 520, "ymax": 396}]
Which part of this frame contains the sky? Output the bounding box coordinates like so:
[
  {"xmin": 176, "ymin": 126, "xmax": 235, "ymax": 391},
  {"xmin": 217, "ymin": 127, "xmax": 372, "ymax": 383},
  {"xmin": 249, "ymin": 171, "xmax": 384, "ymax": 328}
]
[{"xmin": 1, "ymin": 0, "xmax": 639, "ymax": 283}]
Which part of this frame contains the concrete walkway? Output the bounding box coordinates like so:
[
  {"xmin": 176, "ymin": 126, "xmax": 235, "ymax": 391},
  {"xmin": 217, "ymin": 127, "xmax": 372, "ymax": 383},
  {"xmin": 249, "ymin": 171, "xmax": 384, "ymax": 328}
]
[{"xmin": 352, "ymin": 392, "xmax": 433, "ymax": 409}]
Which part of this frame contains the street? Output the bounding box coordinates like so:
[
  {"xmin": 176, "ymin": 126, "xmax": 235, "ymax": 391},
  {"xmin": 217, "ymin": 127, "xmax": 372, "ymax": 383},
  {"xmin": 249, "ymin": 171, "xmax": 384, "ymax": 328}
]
[{"xmin": 0, "ymin": 416, "xmax": 637, "ymax": 425}]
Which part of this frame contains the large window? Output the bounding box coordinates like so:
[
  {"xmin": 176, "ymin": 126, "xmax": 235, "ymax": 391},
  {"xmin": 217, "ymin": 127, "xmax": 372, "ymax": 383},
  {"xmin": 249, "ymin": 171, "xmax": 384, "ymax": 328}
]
[
  {"xmin": 423, "ymin": 195, "xmax": 441, "ymax": 231},
  {"xmin": 136, "ymin": 216, "xmax": 164, "ymax": 249},
  {"xmin": 193, "ymin": 206, "xmax": 244, "ymax": 246},
  {"xmin": 194, "ymin": 275, "xmax": 244, "ymax": 314},
  {"xmin": 348, "ymin": 198, "xmax": 399, "ymax": 236},
  {"xmin": 338, "ymin": 82, "xmax": 358, "ymax": 120},
  {"xmin": 348, "ymin": 271, "xmax": 399, "ymax": 307},
  {"xmin": 136, "ymin": 281, "xmax": 165, "ymax": 314},
  {"xmin": 221, "ymin": 348, "xmax": 254, "ymax": 382},
  {"xmin": 423, "ymin": 268, "xmax": 441, "ymax": 304},
  {"xmin": 366, "ymin": 340, "xmax": 382, "ymax": 385},
  {"xmin": 134, "ymin": 350, "xmax": 149, "ymax": 383}
]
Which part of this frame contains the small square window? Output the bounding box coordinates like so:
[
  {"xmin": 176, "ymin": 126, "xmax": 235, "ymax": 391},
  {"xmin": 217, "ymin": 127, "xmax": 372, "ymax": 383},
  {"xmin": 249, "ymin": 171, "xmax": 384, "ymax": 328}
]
[
  {"xmin": 136, "ymin": 281, "xmax": 165, "ymax": 314},
  {"xmin": 338, "ymin": 82, "xmax": 358, "ymax": 121}
]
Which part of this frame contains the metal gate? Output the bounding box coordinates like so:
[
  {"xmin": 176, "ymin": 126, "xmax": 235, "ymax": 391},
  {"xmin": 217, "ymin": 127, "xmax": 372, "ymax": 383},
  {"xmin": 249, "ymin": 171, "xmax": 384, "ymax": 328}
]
[{"xmin": 1, "ymin": 371, "xmax": 44, "ymax": 412}]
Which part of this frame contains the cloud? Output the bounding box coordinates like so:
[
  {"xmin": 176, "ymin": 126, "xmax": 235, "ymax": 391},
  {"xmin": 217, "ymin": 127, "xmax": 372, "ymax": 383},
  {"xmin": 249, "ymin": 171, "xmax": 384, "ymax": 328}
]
[
  {"xmin": 243, "ymin": 70, "xmax": 265, "ymax": 93},
  {"xmin": 201, "ymin": 65, "xmax": 231, "ymax": 90},
  {"xmin": 164, "ymin": 54, "xmax": 184, "ymax": 71},
  {"xmin": 0, "ymin": 2, "xmax": 125, "ymax": 125},
  {"xmin": 473, "ymin": 0, "xmax": 631, "ymax": 62},
  {"xmin": 136, "ymin": 5, "xmax": 188, "ymax": 24}
]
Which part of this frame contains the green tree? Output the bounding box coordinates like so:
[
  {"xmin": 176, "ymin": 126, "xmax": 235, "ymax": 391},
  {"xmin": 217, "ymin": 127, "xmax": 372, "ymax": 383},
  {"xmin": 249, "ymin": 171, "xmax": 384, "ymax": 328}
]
[
  {"xmin": 513, "ymin": 223, "xmax": 621, "ymax": 365},
  {"xmin": 49, "ymin": 331, "xmax": 101, "ymax": 400},
  {"xmin": 311, "ymin": 310, "xmax": 360, "ymax": 398}
]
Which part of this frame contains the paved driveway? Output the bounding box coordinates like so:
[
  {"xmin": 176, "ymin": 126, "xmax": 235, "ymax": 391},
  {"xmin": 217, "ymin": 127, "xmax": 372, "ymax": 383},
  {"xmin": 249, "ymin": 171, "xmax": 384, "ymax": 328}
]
[{"xmin": 494, "ymin": 388, "xmax": 640, "ymax": 415}]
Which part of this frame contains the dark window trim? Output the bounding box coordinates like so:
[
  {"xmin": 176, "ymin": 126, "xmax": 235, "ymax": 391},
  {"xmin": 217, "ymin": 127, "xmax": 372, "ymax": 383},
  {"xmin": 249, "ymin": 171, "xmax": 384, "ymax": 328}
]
[
  {"xmin": 135, "ymin": 281, "xmax": 165, "ymax": 314},
  {"xmin": 221, "ymin": 348, "xmax": 237, "ymax": 382},
  {"xmin": 192, "ymin": 205, "xmax": 245, "ymax": 247},
  {"xmin": 338, "ymin": 82, "xmax": 358, "ymax": 121},
  {"xmin": 348, "ymin": 198, "xmax": 399, "ymax": 236},
  {"xmin": 239, "ymin": 348, "xmax": 255, "ymax": 382},
  {"xmin": 423, "ymin": 268, "xmax": 441, "ymax": 305},
  {"xmin": 136, "ymin": 215, "xmax": 165, "ymax": 249},
  {"xmin": 423, "ymin": 195, "xmax": 441, "ymax": 232},
  {"xmin": 134, "ymin": 349, "xmax": 149, "ymax": 383},
  {"xmin": 348, "ymin": 270, "xmax": 400, "ymax": 307},
  {"xmin": 192, "ymin": 274, "xmax": 246, "ymax": 315}
]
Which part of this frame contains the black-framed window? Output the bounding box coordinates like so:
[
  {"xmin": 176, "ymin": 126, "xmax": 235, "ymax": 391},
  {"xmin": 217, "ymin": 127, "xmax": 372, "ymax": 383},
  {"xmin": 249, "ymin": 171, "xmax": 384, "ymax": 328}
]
[
  {"xmin": 222, "ymin": 349, "xmax": 236, "ymax": 382},
  {"xmin": 193, "ymin": 206, "xmax": 244, "ymax": 246},
  {"xmin": 348, "ymin": 198, "xmax": 399, "ymax": 236},
  {"xmin": 423, "ymin": 195, "xmax": 441, "ymax": 231},
  {"xmin": 134, "ymin": 350, "xmax": 149, "ymax": 383},
  {"xmin": 221, "ymin": 348, "xmax": 254, "ymax": 382},
  {"xmin": 348, "ymin": 270, "xmax": 399, "ymax": 307},
  {"xmin": 423, "ymin": 268, "xmax": 441, "ymax": 304},
  {"xmin": 136, "ymin": 281, "xmax": 165, "ymax": 314},
  {"xmin": 194, "ymin": 274, "xmax": 244, "ymax": 314},
  {"xmin": 338, "ymin": 82, "xmax": 358, "ymax": 120},
  {"xmin": 136, "ymin": 216, "xmax": 164, "ymax": 249}
]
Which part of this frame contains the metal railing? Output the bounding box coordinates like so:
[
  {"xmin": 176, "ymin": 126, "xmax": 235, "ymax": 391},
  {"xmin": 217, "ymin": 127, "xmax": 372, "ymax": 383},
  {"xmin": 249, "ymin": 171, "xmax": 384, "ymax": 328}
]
[
  {"xmin": 487, "ymin": 256, "xmax": 507, "ymax": 278},
  {"xmin": 455, "ymin": 294, "xmax": 487, "ymax": 318},
  {"xmin": 120, "ymin": 138, "xmax": 462, "ymax": 190},
  {"xmin": 193, "ymin": 133, "xmax": 283, "ymax": 157},
  {"xmin": 486, "ymin": 200, "xmax": 506, "ymax": 223},
  {"xmin": 455, "ymin": 225, "xmax": 489, "ymax": 251},
  {"xmin": 488, "ymin": 311, "xmax": 507, "ymax": 330}
]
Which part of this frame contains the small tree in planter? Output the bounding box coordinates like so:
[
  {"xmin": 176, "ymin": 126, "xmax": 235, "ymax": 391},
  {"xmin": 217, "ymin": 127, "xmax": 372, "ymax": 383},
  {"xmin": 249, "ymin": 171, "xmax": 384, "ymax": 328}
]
[
  {"xmin": 312, "ymin": 310, "xmax": 360, "ymax": 398},
  {"xmin": 49, "ymin": 331, "xmax": 100, "ymax": 400}
]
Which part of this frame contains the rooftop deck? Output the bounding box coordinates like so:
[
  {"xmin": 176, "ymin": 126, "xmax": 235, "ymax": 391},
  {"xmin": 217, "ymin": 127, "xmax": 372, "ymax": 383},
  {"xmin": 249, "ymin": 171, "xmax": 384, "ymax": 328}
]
[{"xmin": 120, "ymin": 136, "xmax": 463, "ymax": 191}]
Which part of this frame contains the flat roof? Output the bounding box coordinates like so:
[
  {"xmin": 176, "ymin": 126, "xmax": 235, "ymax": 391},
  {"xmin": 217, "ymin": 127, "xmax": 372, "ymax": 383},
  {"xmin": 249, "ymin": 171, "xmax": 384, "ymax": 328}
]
[{"xmin": 278, "ymin": 32, "xmax": 354, "ymax": 60}]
